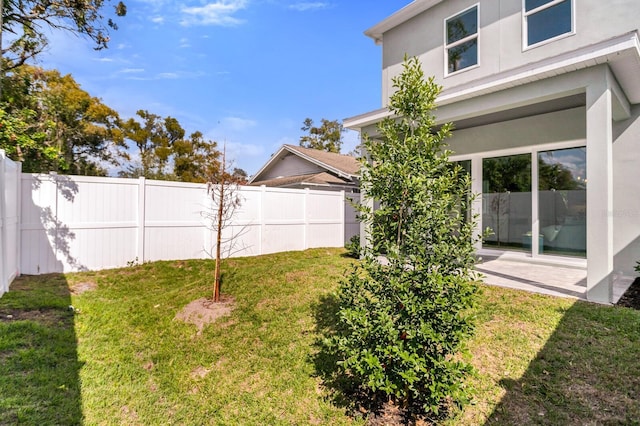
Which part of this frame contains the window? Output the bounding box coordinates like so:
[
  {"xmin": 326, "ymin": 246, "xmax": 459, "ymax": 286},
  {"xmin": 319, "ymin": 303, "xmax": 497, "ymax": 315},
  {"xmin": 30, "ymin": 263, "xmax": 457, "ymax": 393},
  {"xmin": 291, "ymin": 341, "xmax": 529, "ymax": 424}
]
[
  {"xmin": 524, "ymin": 0, "xmax": 573, "ymax": 48},
  {"xmin": 445, "ymin": 5, "xmax": 478, "ymax": 75}
]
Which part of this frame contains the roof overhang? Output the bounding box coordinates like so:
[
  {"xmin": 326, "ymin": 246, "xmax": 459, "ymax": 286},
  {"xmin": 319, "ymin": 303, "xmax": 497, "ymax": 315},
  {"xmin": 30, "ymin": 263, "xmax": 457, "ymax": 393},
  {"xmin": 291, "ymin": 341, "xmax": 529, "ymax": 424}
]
[
  {"xmin": 365, "ymin": 0, "xmax": 444, "ymax": 44},
  {"xmin": 345, "ymin": 31, "xmax": 640, "ymax": 131}
]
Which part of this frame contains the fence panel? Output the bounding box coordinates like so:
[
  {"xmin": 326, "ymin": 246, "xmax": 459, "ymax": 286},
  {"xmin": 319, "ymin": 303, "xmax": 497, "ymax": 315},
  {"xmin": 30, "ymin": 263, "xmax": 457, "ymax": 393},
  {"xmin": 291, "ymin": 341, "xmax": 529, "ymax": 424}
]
[
  {"xmin": 19, "ymin": 176, "xmax": 356, "ymax": 274},
  {"xmin": 0, "ymin": 151, "xmax": 21, "ymax": 297},
  {"xmin": 144, "ymin": 180, "xmax": 209, "ymax": 262}
]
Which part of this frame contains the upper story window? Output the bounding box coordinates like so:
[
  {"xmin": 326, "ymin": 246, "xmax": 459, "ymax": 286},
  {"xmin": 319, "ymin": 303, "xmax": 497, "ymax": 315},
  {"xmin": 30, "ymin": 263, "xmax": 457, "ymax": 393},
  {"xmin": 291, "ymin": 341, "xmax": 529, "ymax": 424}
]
[
  {"xmin": 445, "ymin": 5, "xmax": 479, "ymax": 75},
  {"xmin": 524, "ymin": 0, "xmax": 574, "ymax": 48}
]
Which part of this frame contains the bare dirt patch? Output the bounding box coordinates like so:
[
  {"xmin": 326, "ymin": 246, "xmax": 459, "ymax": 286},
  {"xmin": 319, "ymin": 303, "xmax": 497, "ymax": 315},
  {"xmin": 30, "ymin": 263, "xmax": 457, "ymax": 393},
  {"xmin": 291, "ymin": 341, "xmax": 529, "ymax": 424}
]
[
  {"xmin": 174, "ymin": 296, "xmax": 235, "ymax": 335},
  {"xmin": 70, "ymin": 281, "xmax": 97, "ymax": 295},
  {"xmin": 0, "ymin": 308, "xmax": 71, "ymax": 325},
  {"xmin": 617, "ymin": 277, "xmax": 640, "ymax": 310},
  {"xmin": 190, "ymin": 366, "xmax": 211, "ymax": 380}
]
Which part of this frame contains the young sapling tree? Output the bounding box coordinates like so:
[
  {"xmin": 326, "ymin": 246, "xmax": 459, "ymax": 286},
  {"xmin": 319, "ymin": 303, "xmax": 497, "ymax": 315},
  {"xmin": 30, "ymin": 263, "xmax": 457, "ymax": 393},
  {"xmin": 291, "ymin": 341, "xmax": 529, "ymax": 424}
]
[{"xmin": 204, "ymin": 144, "xmax": 243, "ymax": 303}]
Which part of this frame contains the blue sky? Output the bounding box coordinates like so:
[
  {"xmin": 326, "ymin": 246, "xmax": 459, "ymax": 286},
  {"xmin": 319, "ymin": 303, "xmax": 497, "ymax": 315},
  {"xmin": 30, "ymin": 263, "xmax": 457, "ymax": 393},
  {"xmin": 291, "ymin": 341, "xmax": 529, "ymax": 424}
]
[{"xmin": 36, "ymin": 0, "xmax": 411, "ymax": 176}]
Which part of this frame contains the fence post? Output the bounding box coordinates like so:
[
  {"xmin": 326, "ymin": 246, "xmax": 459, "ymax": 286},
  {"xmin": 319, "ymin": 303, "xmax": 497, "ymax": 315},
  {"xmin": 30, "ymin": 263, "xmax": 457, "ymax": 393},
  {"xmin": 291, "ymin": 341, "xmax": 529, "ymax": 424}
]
[
  {"xmin": 0, "ymin": 150, "xmax": 7, "ymax": 296},
  {"xmin": 16, "ymin": 162, "xmax": 22, "ymax": 279},
  {"xmin": 259, "ymin": 185, "xmax": 265, "ymax": 255},
  {"xmin": 340, "ymin": 190, "xmax": 346, "ymax": 246},
  {"xmin": 303, "ymin": 188, "xmax": 309, "ymax": 250},
  {"xmin": 137, "ymin": 177, "xmax": 146, "ymax": 263}
]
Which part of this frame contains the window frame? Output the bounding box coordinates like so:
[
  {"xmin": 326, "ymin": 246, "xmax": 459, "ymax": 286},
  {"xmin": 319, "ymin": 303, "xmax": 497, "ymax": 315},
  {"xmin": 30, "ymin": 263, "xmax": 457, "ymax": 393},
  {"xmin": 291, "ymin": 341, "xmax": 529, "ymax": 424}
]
[
  {"xmin": 522, "ymin": 0, "xmax": 575, "ymax": 51},
  {"xmin": 444, "ymin": 3, "xmax": 480, "ymax": 77}
]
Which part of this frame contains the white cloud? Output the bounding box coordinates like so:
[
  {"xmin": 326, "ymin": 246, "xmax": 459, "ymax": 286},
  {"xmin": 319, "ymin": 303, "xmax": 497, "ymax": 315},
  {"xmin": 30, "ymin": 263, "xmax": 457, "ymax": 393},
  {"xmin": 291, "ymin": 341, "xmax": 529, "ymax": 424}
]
[
  {"xmin": 157, "ymin": 72, "xmax": 180, "ymax": 79},
  {"xmin": 179, "ymin": 37, "xmax": 191, "ymax": 48},
  {"xmin": 180, "ymin": 1, "xmax": 248, "ymax": 27},
  {"xmin": 226, "ymin": 141, "xmax": 265, "ymax": 158},
  {"xmin": 288, "ymin": 2, "xmax": 329, "ymax": 11},
  {"xmin": 150, "ymin": 16, "xmax": 165, "ymax": 24},
  {"xmin": 123, "ymin": 70, "xmax": 206, "ymax": 81},
  {"xmin": 120, "ymin": 68, "xmax": 145, "ymax": 74},
  {"xmin": 223, "ymin": 116, "xmax": 257, "ymax": 131},
  {"xmin": 93, "ymin": 57, "xmax": 115, "ymax": 62}
]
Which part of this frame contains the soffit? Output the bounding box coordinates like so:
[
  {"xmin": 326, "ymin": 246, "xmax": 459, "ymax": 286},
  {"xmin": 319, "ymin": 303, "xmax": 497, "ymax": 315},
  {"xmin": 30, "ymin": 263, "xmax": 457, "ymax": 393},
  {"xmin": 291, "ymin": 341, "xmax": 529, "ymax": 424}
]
[{"xmin": 452, "ymin": 94, "xmax": 586, "ymax": 130}]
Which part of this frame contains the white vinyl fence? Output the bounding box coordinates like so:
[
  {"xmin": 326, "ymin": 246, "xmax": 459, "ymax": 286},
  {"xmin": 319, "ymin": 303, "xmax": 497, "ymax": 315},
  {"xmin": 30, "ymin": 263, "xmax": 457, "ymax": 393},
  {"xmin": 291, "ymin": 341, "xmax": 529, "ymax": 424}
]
[
  {"xmin": 19, "ymin": 174, "xmax": 357, "ymax": 275},
  {"xmin": 0, "ymin": 151, "xmax": 21, "ymax": 296}
]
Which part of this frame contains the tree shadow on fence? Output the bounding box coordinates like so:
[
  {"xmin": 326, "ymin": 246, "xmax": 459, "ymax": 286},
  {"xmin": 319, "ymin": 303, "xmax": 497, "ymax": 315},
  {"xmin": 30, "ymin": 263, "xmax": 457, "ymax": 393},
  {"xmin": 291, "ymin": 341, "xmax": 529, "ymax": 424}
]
[
  {"xmin": 0, "ymin": 274, "xmax": 83, "ymax": 424},
  {"xmin": 484, "ymin": 301, "xmax": 640, "ymax": 425},
  {"xmin": 25, "ymin": 174, "xmax": 86, "ymax": 274}
]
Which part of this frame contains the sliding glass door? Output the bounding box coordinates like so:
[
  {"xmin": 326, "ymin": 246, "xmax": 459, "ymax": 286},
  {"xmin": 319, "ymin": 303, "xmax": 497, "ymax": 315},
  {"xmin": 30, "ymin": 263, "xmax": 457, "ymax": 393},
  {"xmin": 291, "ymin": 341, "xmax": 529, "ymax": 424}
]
[
  {"xmin": 482, "ymin": 154, "xmax": 532, "ymax": 251},
  {"xmin": 538, "ymin": 147, "xmax": 587, "ymax": 257},
  {"xmin": 479, "ymin": 147, "xmax": 586, "ymax": 258}
]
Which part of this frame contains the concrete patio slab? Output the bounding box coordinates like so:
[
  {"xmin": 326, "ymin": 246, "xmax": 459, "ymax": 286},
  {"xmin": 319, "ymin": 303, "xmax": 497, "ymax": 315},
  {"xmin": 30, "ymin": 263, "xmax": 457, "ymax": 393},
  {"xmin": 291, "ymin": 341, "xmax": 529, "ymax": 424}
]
[{"xmin": 476, "ymin": 254, "xmax": 633, "ymax": 304}]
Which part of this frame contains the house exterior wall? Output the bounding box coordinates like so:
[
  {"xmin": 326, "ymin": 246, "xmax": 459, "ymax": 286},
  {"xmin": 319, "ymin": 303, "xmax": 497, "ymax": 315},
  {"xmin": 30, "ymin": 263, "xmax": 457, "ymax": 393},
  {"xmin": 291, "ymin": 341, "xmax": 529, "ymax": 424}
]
[
  {"xmin": 613, "ymin": 104, "xmax": 640, "ymax": 276},
  {"xmin": 350, "ymin": 1, "xmax": 640, "ymax": 303},
  {"xmin": 260, "ymin": 154, "xmax": 326, "ymax": 180},
  {"xmin": 380, "ymin": 0, "xmax": 638, "ymax": 104}
]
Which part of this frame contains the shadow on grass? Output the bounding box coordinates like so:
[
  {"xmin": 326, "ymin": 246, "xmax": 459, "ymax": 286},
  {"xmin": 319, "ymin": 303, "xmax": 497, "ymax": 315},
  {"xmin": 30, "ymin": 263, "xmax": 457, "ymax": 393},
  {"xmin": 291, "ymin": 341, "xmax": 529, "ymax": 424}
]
[
  {"xmin": 311, "ymin": 293, "xmax": 418, "ymax": 425},
  {"xmin": 0, "ymin": 274, "xmax": 83, "ymax": 425},
  {"xmin": 484, "ymin": 301, "xmax": 640, "ymax": 425},
  {"xmin": 310, "ymin": 293, "xmax": 363, "ymax": 414}
]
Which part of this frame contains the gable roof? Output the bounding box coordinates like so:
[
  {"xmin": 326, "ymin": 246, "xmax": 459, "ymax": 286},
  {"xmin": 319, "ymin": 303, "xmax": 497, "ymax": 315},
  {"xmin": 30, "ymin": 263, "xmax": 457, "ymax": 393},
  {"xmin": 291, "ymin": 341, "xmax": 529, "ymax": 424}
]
[
  {"xmin": 248, "ymin": 172, "xmax": 352, "ymax": 188},
  {"xmin": 283, "ymin": 145, "xmax": 360, "ymax": 176},
  {"xmin": 248, "ymin": 144, "xmax": 360, "ymax": 185}
]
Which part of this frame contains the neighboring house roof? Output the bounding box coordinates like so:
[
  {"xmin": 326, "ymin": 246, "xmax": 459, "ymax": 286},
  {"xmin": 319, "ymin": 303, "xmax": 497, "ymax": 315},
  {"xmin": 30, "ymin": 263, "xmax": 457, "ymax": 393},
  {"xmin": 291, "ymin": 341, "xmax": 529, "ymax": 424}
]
[
  {"xmin": 282, "ymin": 145, "xmax": 360, "ymax": 177},
  {"xmin": 248, "ymin": 144, "xmax": 360, "ymax": 188},
  {"xmin": 249, "ymin": 172, "xmax": 352, "ymax": 188}
]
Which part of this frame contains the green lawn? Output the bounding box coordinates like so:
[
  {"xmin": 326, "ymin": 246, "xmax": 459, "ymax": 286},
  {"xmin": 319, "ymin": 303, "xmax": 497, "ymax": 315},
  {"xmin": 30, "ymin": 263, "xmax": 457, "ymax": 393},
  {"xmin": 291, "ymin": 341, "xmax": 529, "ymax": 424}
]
[{"xmin": 1, "ymin": 248, "xmax": 639, "ymax": 425}]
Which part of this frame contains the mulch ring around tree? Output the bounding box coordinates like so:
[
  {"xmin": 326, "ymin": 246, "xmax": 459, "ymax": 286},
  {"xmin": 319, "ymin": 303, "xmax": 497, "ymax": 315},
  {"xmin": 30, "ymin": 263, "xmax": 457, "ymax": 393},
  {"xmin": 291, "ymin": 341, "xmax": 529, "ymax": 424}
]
[
  {"xmin": 174, "ymin": 295, "xmax": 235, "ymax": 336},
  {"xmin": 616, "ymin": 277, "xmax": 640, "ymax": 310}
]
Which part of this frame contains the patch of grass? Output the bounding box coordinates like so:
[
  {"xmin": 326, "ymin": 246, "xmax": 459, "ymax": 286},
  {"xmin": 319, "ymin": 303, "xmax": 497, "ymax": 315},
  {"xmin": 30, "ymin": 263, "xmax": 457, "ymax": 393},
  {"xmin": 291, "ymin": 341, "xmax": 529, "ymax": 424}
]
[
  {"xmin": 0, "ymin": 275, "xmax": 82, "ymax": 425},
  {"xmin": 1, "ymin": 248, "xmax": 639, "ymax": 425}
]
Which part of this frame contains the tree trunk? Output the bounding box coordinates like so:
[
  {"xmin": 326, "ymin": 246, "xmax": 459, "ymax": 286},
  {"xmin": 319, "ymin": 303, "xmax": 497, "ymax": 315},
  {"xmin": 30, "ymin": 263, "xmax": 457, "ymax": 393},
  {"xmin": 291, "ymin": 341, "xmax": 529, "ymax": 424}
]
[{"xmin": 213, "ymin": 181, "xmax": 224, "ymax": 302}]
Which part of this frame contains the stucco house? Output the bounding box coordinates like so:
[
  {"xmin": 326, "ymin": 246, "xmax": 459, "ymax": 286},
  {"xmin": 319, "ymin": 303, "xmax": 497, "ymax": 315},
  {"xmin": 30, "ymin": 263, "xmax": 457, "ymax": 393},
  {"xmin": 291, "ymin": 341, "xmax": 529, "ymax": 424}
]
[
  {"xmin": 344, "ymin": 0, "xmax": 640, "ymax": 303},
  {"xmin": 248, "ymin": 144, "xmax": 360, "ymax": 193}
]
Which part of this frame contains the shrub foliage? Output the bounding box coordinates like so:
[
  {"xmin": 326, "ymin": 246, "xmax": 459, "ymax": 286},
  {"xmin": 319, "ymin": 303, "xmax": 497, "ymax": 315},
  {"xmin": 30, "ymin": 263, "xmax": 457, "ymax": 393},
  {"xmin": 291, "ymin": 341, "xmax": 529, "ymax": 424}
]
[{"xmin": 331, "ymin": 57, "xmax": 480, "ymax": 418}]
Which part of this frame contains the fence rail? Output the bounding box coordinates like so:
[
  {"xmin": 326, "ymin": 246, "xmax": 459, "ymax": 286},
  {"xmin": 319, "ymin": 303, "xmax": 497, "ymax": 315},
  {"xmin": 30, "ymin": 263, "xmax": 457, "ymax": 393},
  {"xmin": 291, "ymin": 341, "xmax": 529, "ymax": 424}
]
[{"xmin": 17, "ymin": 174, "xmax": 357, "ymax": 275}]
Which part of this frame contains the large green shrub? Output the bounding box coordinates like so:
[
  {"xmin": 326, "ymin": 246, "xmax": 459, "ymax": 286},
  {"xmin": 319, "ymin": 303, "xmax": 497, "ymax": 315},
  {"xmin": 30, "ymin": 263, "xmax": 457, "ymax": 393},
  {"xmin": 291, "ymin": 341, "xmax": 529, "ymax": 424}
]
[{"xmin": 331, "ymin": 57, "xmax": 480, "ymax": 419}]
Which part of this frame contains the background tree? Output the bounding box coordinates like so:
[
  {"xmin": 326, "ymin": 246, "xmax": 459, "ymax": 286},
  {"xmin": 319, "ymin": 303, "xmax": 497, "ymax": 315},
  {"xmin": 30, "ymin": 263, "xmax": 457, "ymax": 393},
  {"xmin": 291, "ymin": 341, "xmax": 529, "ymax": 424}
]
[
  {"xmin": 119, "ymin": 110, "xmax": 184, "ymax": 179},
  {"xmin": 330, "ymin": 57, "xmax": 480, "ymax": 420},
  {"xmin": 299, "ymin": 117, "xmax": 343, "ymax": 153},
  {"xmin": 230, "ymin": 167, "xmax": 248, "ymax": 184},
  {"xmin": 1, "ymin": 0, "xmax": 127, "ymax": 71},
  {"xmin": 0, "ymin": 107, "xmax": 56, "ymax": 172},
  {"xmin": 172, "ymin": 131, "xmax": 221, "ymax": 183},
  {"xmin": 120, "ymin": 112, "xmax": 224, "ymax": 182},
  {"xmin": 1, "ymin": 65, "xmax": 124, "ymax": 174}
]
